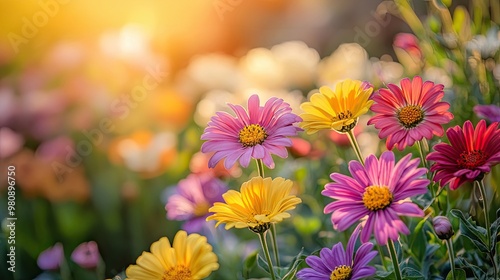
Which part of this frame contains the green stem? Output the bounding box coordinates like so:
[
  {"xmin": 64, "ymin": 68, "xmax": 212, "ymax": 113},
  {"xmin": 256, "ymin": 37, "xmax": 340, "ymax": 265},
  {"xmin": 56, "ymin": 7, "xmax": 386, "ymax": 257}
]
[
  {"xmin": 60, "ymin": 255, "xmax": 72, "ymax": 280},
  {"xmin": 445, "ymin": 238, "xmax": 456, "ymax": 280},
  {"xmin": 255, "ymin": 159, "xmax": 265, "ymax": 178},
  {"xmin": 377, "ymin": 245, "xmax": 388, "ymax": 270},
  {"xmin": 476, "ymin": 180, "xmax": 497, "ymax": 279},
  {"xmin": 387, "ymin": 239, "xmax": 402, "ymax": 280},
  {"xmin": 477, "ymin": 180, "xmax": 492, "ymax": 249},
  {"xmin": 346, "ymin": 129, "xmax": 364, "ymax": 165},
  {"xmin": 255, "ymin": 159, "xmax": 279, "ymax": 266},
  {"xmin": 416, "ymin": 140, "xmax": 429, "ymax": 170},
  {"xmin": 270, "ymin": 224, "xmax": 280, "ymax": 267},
  {"xmin": 257, "ymin": 231, "xmax": 276, "ymax": 280}
]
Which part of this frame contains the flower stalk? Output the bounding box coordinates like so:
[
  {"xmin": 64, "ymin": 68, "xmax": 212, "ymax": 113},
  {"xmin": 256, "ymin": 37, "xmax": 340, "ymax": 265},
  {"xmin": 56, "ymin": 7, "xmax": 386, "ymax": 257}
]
[
  {"xmin": 476, "ymin": 179, "xmax": 498, "ymax": 279},
  {"xmin": 255, "ymin": 159, "xmax": 280, "ymax": 266},
  {"xmin": 387, "ymin": 239, "xmax": 402, "ymax": 280},
  {"xmin": 346, "ymin": 129, "xmax": 364, "ymax": 165},
  {"xmin": 258, "ymin": 231, "xmax": 276, "ymax": 280},
  {"xmin": 445, "ymin": 238, "xmax": 456, "ymax": 280}
]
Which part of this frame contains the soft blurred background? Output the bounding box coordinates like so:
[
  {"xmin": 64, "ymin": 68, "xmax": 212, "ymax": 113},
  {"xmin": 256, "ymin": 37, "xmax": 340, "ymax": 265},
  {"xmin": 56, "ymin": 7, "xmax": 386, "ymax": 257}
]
[{"xmin": 0, "ymin": 0, "xmax": 499, "ymax": 279}]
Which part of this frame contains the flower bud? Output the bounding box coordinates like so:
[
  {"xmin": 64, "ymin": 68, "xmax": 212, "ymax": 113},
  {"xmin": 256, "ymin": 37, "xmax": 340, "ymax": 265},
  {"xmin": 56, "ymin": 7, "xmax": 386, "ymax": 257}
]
[
  {"xmin": 37, "ymin": 243, "xmax": 64, "ymax": 271},
  {"xmin": 71, "ymin": 241, "xmax": 101, "ymax": 269},
  {"xmin": 433, "ymin": 216, "xmax": 454, "ymax": 240}
]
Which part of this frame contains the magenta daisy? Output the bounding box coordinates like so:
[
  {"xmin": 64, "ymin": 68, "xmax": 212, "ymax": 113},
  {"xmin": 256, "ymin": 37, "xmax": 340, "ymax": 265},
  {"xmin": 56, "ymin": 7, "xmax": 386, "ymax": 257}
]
[
  {"xmin": 427, "ymin": 120, "xmax": 500, "ymax": 190},
  {"xmin": 323, "ymin": 151, "xmax": 429, "ymax": 245},
  {"xmin": 297, "ymin": 226, "xmax": 377, "ymax": 280},
  {"xmin": 201, "ymin": 94, "xmax": 302, "ymax": 169},
  {"xmin": 368, "ymin": 76, "xmax": 453, "ymax": 151},
  {"xmin": 165, "ymin": 173, "xmax": 227, "ymax": 233}
]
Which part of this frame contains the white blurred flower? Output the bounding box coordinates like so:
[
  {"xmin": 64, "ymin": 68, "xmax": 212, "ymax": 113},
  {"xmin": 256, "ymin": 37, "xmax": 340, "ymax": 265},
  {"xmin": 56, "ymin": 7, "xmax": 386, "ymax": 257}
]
[
  {"xmin": 240, "ymin": 48, "xmax": 284, "ymax": 89},
  {"xmin": 194, "ymin": 89, "xmax": 238, "ymax": 127},
  {"xmin": 240, "ymin": 41, "xmax": 320, "ymax": 89},
  {"xmin": 466, "ymin": 27, "xmax": 500, "ymax": 58},
  {"xmin": 422, "ymin": 67, "xmax": 453, "ymax": 89},
  {"xmin": 184, "ymin": 53, "xmax": 241, "ymax": 93},
  {"xmin": 271, "ymin": 41, "xmax": 320, "ymax": 88},
  {"xmin": 99, "ymin": 24, "xmax": 163, "ymax": 67},
  {"xmin": 370, "ymin": 55, "xmax": 404, "ymax": 86},
  {"xmin": 317, "ymin": 43, "xmax": 371, "ymax": 86},
  {"xmin": 117, "ymin": 132, "xmax": 177, "ymax": 173}
]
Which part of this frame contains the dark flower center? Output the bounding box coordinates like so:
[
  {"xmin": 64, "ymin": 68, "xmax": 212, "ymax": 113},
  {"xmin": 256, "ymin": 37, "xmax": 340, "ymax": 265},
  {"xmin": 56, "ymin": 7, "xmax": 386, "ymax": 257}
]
[
  {"xmin": 248, "ymin": 222, "xmax": 271, "ymax": 234},
  {"xmin": 457, "ymin": 150, "xmax": 487, "ymax": 169},
  {"xmin": 362, "ymin": 185, "xmax": 393, "ymax": 211},
  {"xmin": 334, "ymin": 110, "xmax": 357, "ymax": 132},
  {"xmin": 330, "ymin": 265, "xmax": 352, "ymax": 280},
  {"xmin": 397, "ymin": 105, "xmax": 424, "ymax": 128},
  {"xmin": 239, "ymin": 124, "xmax": 268, "ymax": 147}
]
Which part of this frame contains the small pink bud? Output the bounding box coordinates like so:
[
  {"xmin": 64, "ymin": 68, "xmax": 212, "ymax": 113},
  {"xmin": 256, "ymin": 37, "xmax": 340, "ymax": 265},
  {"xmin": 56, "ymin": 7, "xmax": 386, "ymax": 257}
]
[
  {"xmin": 71, "ymin": 241, "xmax": 101, "ymax": 269},
  {"xmin": 433, "ymin": 216, "xmax": 454, "ymax": 240}
]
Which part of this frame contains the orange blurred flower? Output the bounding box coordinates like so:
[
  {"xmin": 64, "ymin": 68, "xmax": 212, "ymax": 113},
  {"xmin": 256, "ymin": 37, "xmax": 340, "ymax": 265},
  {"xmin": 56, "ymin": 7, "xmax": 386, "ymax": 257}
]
[{"xmin": 1, "ymin": 149, "xmax": 90, "ymax": 203}]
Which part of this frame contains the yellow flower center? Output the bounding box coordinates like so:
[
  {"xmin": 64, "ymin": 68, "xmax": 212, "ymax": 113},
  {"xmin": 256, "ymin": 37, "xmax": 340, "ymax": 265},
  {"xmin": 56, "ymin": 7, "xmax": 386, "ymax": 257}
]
[
  {"xmin": 330, "ymin": 265, "xmax": 352, "ymax": 280},
  {"xmin": 397, "ymin": 105, "xmax": 424, "ymax": 128},
  {"xmin": 239, "ymin": 124, "xmax": 268, "ymax": 147},
  {"xmin": 362, "ymin": 185, "xmax": 393, "ymax": 211},
  {"xmin": 334, "ymin": 110, "xmax": 357, "ymax": 132},
  {"xmin": 163, "ymin": 265, "xmax": 192, "ymax": 280},
  {"xmin": 193, "ymin": 201, "xmax": 210, "ymax": 217}
]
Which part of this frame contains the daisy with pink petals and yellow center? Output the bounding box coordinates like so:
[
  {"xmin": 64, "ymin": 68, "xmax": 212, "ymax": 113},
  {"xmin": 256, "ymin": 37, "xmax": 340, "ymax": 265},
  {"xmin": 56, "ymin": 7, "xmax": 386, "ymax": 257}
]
[
  {"xmin": 201, "ymin": 94, "xmax": 302, "ymax": 169},
  {"xmin": 368, "ymin": 76, "xmax": 453, "ymax": 151},
  {"xmin": 322, "ymin": 151, "xmax": 429, "ymax": 245}
]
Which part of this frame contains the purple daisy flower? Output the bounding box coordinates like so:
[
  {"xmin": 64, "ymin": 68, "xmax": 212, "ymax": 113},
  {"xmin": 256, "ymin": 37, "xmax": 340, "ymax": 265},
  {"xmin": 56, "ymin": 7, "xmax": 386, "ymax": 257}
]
[
  {"xmin": 323, "ymin": 151, "xmax": 429, "ymax": 245},
  {"xmin": 201, "ymin": 94, "xmax": 302, "ymax": 169},
  {"xmin": 166, "ymin": 173, "xmax": 227, "ymax": 233},
  {"xmin": 473, "ymin": 104, "xmax": 500, "ymax": 122},
  {"xmin": 297, "ymin": 226, "xmax": 377, "ymax": 280}
]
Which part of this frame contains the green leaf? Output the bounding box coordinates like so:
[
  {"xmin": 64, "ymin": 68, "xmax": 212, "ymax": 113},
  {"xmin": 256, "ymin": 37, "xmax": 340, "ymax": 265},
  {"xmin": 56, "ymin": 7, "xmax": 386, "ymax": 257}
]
[
  {"xmin": 490, "ymin": 215, "xmax": 500, "ymax": 252},
  {"xmin": 375, "ymin": 270, "xmax": 395, "ymax": 280},
  {"xmin": 445, "ymin": 268, "xmax": 466, "ymax": 280},
  {"xmin": 409, "ymin": 217, "xmax": 428, "ymax": 265},
  {"xmin": 450, "ymin": 209, "xmax": 489, "ymax": 252},
  {"xmin": 257, "ymin": 254, "xmax": 270, "ymax": 274},
  {"xmin": 456, "ymin": 257, "xmax": 485, "ymax": 279},
  {"xmin": 281, "ymin": 248, "xmax": 306, "ymax": 280},
  {"xmin": 243, "ymin": 250, "xmax": 258, "ymax": 278},
  {"xmin": 401, "ymin": 266, "xmax": 425, "ymax": 279}
]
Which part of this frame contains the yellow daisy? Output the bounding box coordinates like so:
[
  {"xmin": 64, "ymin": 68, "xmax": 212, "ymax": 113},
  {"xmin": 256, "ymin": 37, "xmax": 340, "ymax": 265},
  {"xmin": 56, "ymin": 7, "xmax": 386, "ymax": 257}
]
[
  {"xmin": 300, "ymin": 79, "xmax": 374, "ymax": 134},
  {"xmin": 126, "ymin": 231, "xmax": 219, "ymax": 280},
  {"xmin": 206, "ymin": 176, "xmax": 301, "ymax": 233}
]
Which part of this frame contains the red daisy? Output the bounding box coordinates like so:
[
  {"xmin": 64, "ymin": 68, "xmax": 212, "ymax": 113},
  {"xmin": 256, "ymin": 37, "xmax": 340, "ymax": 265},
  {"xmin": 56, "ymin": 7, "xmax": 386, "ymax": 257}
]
[
  {"xmin": 427, "ymin": 120, "xmax": 500, "ymax": 190},
  {"xmin": 368, "ymin": 76, "xmax": 454, "ymax": 151}
]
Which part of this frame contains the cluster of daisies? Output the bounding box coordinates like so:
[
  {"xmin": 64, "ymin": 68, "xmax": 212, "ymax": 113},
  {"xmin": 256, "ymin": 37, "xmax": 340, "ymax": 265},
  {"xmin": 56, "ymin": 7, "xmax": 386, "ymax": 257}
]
[{"xmin": 125, "ymin": 76, "xmax": 500, "ymax": 280}]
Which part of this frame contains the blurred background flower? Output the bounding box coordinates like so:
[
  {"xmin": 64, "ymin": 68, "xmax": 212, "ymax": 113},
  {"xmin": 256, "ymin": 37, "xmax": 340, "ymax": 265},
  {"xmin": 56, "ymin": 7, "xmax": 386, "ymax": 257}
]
[{"xmin": 1, "ymin": 0, "xmax": 498, "ymax": 279}]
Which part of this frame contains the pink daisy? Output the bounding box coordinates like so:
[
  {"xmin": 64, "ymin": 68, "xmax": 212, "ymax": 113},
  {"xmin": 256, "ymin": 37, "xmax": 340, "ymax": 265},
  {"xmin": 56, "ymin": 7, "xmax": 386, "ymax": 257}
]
[
  {"xmin": 201, "ymin": 94, "xmax": 302, "ymax": 169},
  {"xmin": 368, "ymin": 76, "xmax": 454, "ymax": 151},
  {"xmin": 427, "ymin": 120, "xmax": 500, "ymax": 190},
  {"xmin": 323, "ymin": 151, "xmax": 429, "ymax": 245}
]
